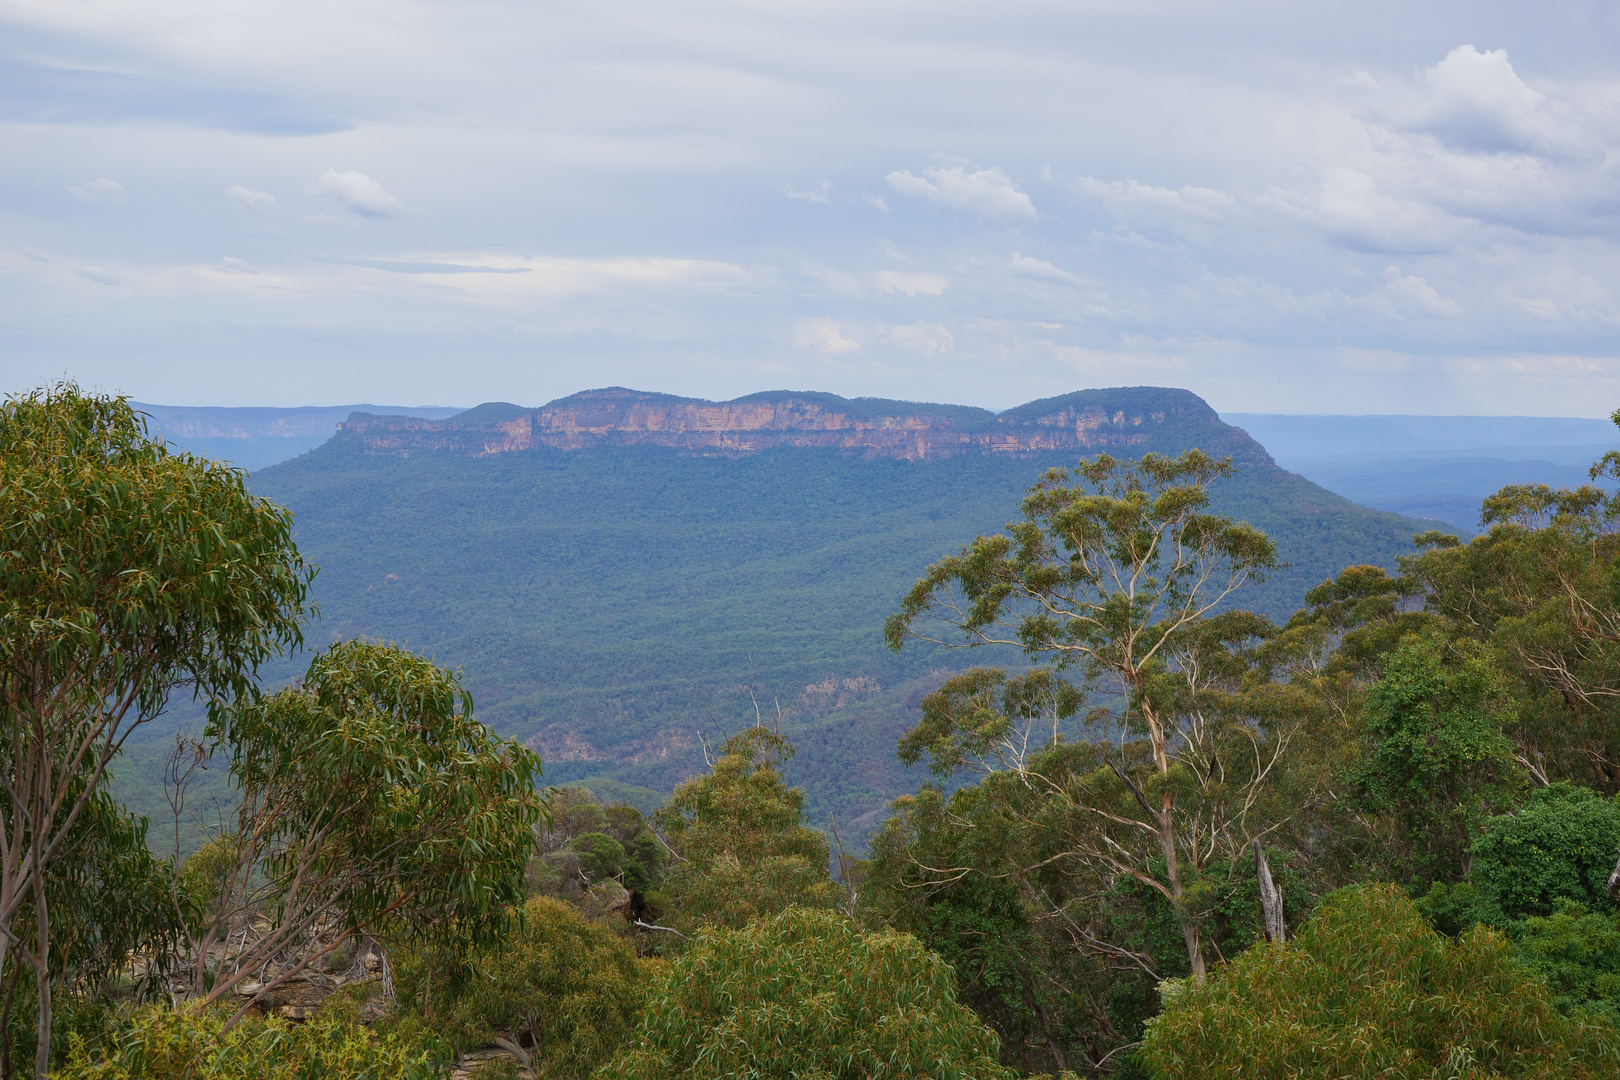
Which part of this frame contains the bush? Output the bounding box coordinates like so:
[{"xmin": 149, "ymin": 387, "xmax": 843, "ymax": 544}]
[
  {"xmin": 1139, "ymin": 883, "xmax": 1620, "ymax": 1079},
  {"xmin": 1472, "ymin": 783, "xmax": 1620, "ymax": 921},
  {"xmin": 55, "ymin": 1004, "xmax": 449, "ymax": 1079},
  {"xmin": 392, "ymin": 895, "xmax": 655, "ymax": 1077},
  {"xmin": 1511, "ymin": 902, "xmax": 1620, "ymax": 1023},
  {"xmin": 597, "ymin": 906, "xmax": 1016, "ymax": 1080}
]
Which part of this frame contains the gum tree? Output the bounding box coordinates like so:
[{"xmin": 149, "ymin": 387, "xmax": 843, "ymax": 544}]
[
  {"xmin": 176, "ymin": 640, "xmax": 546, "ymax": 1022},
  {"xmin": 886, "ymin": 451, "xmax": 1278, "ymax": 981},
  {"xmin": 0, "ymin": 385, "xmax": 311, "ymax": 1077}
]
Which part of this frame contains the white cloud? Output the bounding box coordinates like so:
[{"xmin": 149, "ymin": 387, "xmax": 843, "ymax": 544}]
[
  {"xmin": 1260, "ymin": 167, "xmax": 1462, "ymax": 253},
  {"xmin": 67, "ymin": 179, "xmax": 127, "ymax": 205},
  {"xmin": 1409, "ymin": 45, "xmax": 1557, "ymax": 156},
  {"xmin": 1498, "ymin": 267, "xmax": 1619, "ymax": 323},
  {"xmin": 784, "ymin": 181, "xmax": 832, "ymax": 204},
  {"xmin": 885, "ymin": 164, "xmax": 1036, "ymax": 223},
  {"xmin": 792, "ymin": 317, "xmax": 859, "ymax": 354},
  {"xmin": 806, "ymin": 266, "xmax": 949, "ymax": 297},
  {"xmin": 1379, "ymin": 265, "xmax": 1462, "ymax": 317},
  {"xmin": 1009, "ymin": 253, "xmax": 1089, "ymax": 287},
  {"xmin": 863, "ymin": 194, "xmax": 890, "ymax": 213},
  {"xmin": 882, "ymin": 322, "xmax": 953, "ymax": 353},
  {"xmin": 1071, "ymin": 177, "xmax": 1235, "ymax": 222},
  {"xmin": 312, "ymin": 170, "xmax": 404, "ymax": 218},
  {"xmin": 228, "ymin": 185, "xmax": 278, "ymax": 215},
  {"xmin": 75, "ymin": 265, "xmax": 119, "ymax": 285}
]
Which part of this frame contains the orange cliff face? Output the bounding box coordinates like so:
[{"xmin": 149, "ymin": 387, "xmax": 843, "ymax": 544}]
[{"xmin": 337, "ymin": 386, "xmax": 1275, "ymax": 465}]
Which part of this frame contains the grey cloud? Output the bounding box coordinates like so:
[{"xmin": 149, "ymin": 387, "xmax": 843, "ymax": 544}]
[{"xmin": 0, "ymin": 57, "xmax": 352, "ymax": 136}]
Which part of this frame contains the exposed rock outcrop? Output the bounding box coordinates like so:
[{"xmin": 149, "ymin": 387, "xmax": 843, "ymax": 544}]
[{"xmin": 336, "ymin": 386, "xmax": 1273, "ymax": 464}]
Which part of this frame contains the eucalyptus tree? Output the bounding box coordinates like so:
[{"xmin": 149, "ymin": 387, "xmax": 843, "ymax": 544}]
[
  {"xmin": 885, "ymin": 451, "xmax": 1280, "ymax": 981},
  {"xmin": 653, "ymin": 727, "xmax": 838, "ymax": 935},
  {"xmin": 0, "ymin": 385, "xmax": 311, "ymax": 1077},
  {"xmin": 177, "ymin": 640, "xmax": 546, "ymax": 1022}
]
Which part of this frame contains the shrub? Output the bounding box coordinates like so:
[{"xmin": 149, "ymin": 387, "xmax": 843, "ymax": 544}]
[
  {"xmin": 54, "ymin": 1004, "xmax": 449, "ymax": 1079},
  {"xmin": 1139, "ymin": 883, "xmax": 1620, "ymax": 1079},
  {"xmin": 597, "ymin": 905, "xmax": 1016, "ymax": 1080},
  {"xmin": 393, "ymin": 895, "xmax": 655, "ymax": 1077}
]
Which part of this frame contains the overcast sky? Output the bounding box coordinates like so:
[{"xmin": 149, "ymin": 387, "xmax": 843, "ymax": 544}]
[{"xmin": 4, "ymin": 1, "xmax": 1619, "ymax": 414}]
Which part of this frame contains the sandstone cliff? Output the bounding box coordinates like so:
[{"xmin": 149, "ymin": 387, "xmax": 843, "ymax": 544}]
[{"xmin": 337, "ymin": 386, "xmax": 1273, "ymax": 464}]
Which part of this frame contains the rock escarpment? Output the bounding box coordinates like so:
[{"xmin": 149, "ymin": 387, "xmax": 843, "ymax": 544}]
[{"xmin": 337, "ymin": 386, "xmax": 1273, "ymax": 464}]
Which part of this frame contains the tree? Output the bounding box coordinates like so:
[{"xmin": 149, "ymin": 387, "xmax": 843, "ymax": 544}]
[
  {"xmin": 596, "ymin": 906, "xmax": 1016, "ymax": 1080},
  {"xmin": 1470, "ymin": 782, "xmax": 1620, "ymax": 922},
  {"xmin": 392, "ymin": 895, "xmax": 656, "ymax": 1077},
  {"xmin": 171, "ymin": 640, "xmax": 546, "ymax": 1020},
  {"xmin": 885, "ymin": 451, "xmax": 1278, "ymax": 981},
  {"xmin": 1401, "ymin": 417, "xmax": 1620, "ymax": 791},
  {"xmin": 1139, "ymin": 883, "xmax": 1620, "ymax": 1079},
  {"xmin": 653, "ymin": 727, "xmax": 838, "ymax": 934},
  {"xmin": 0, "ymin": 385, "xmax": 312, "ymax": 1077},
  {"xmin": 1351, "ymin": 632, "xmax": 1524, "ymax": 888}
]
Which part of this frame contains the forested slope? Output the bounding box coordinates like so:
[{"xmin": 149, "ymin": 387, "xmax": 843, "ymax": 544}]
[{"xmin": 236, "ymin": 386, "xmax": 1439, "ymax": 833}]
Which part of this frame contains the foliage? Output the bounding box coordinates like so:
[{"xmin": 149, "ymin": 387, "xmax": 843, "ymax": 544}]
[
  {"xmin": 1400, "ymin": 431, "xmax": 1620, "ymax": 791},
  {"xmin": 1511, "ymin": 903, "xmax": 1620, "ymax": 1024},
  {"xmin": 391, "ymin": 895, "xmax": 656, "ymax": 1076},
  {"xmin": 1471, "ymin": 782, "xmax": 1620, "ymax": 922},
  {"xmin": 180, "ymin": 641, "xmax": 546, "ymax": 1014},
  {"xmin": 54, "ymin": 1004, "xmax": 449, "ymax": 1080},
  {"xmin": 1350, "ymin": 631, "xmax": 1524, "ymax": 887},
  {"xmin": 0, "ymin": 382, "xmax": 313, "ymax": 1075},
  {"xmin": 654, "ymin": 728, "xmax": 838, "ymax": 934},
  {"xmin": 1140, "ymin": 883, "xmax": 1620, "ymax": 1080},
  {"xmin": 0, "ymin": 789, "xmax": 181, "ymax": 1078},
  {"xmin": 867, "ymin": 762, "xmax": 1315, "ymax": 1072},
  {"xmin": 530, "ymin": 789, "xmax": 666, "ymax": 903},
  {"xmin": 885, "ymin": 451, "xmax": 1293, "ymax": 982},
  {"xmin": 595, "ymin": 905, "xmax": 1017, "ymax": 1080}
]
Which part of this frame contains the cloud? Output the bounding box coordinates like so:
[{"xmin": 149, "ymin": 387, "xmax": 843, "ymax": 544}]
[
  {"xmin": 881, "ymin": 322, "xmax": 953, "ymax": 354},
  {"xmin": 792, "ymin": 317, "xmax": 859, "ymax": 354},
  {"xmin": 1260, "ymin": 167, "xmax": 1462, "ymax": 253},
  {"xmin": 863, "ymin": 194, "xmax": 890, "ymax": 213},
  {"xmin": 806, "ymin": 266, "xmax": 949, "ymax": 297},
  {"xmin": 1379, "ymin": 266, "xmax": 1462, "ymax": 317},
  {"xmin": 885, "ymin": 164, "xmax": 1036, "ymax": 223},
  {"xmin": 1009, "ymin": 253, "xmax": 1090, "ymax": 287},
  {"xmin": 75, "ymin": 265, "xmax": 118, "ymax": 285},
  {"xmin": 312, "ymin": 170, "xmax": 404, "ymax": 218},
  {"xmin": 228, "ymin": 185, "xmax": 278, "ymax": 215},
  {"xmin": 67, "ymin": 178, "xmax": 127, "ymax": 204},
  {"xmin": 784, "ymin": 181, "xmax": 832, "ymax": 204},
  {"xmin": 1498, "ymin": 267, "xmax": 1619, "ymax": 324},
  {"xmin": 1071, "ymin": 177, "xmax": 1235, "ymax": 222},
  {"xmin": 1408, "ymin": 45, "xmax": 1557, "ymax": 156}
]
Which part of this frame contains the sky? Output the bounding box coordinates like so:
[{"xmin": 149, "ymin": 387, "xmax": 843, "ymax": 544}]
[{"xmin": 3, "ymin": 1, "xmax": 1620, "ymax": 415}]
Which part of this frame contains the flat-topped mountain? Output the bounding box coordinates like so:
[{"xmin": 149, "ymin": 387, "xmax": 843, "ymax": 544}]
[{"xmin": 338, "ymin": 386, "xmax": 1274, "ymax": 464}]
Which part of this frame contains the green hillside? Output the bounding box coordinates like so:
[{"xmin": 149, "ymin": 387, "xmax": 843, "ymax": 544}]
[{"xmin": 215, "ymin": 419, "xmax": 1437, "ymax": 836}]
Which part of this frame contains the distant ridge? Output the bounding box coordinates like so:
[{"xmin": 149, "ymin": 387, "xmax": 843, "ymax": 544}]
[{"xmin": 337, "ymin": 386, "xmax": 1274, "ymax": 464}]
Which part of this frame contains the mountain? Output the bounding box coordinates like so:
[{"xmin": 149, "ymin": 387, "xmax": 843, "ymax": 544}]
[
  {"xmin": 130, "ymin": 402, "xmax": 463, "ymax": 471},
  {"xmin": 184, "ymin": 385, "xmax": 1436, "ymax": 841},
  {"xmin": 340, "ymin": 385, "xmax": 1268, "ymax": 461}
]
